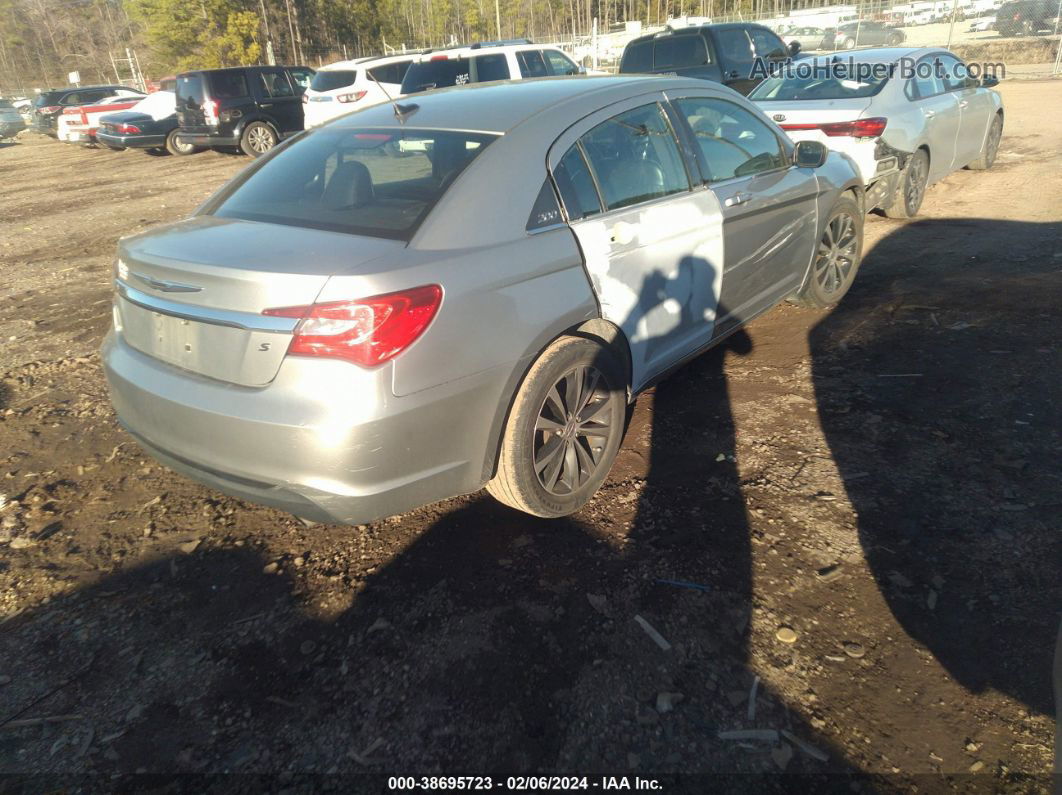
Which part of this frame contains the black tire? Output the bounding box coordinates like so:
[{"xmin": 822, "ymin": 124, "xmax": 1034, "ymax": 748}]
[
  {"xmin": 239, "ymin": 121, "xmax": 278, "ymax": 157},
  {"xmin": 843, "ymin": 37, "xmax": 856, "ymax": 49},
  {"xmin": 888, "ymin": 32, "xmax": 904, "ymax": 44},
  {"xmin": 967, "ymin": 114, "xmax": 1002, "ymax": 170},
  {"xmin": 791, "ymin": 194, "xmax": 863, "ymax": 309},
  {"xmin": 165, "ymin": 128, "xmax": 199, "ymax": 156},
  {"xmin": 487, "ymin": 336, "xmax": 627, "ymax": 518},
  {"xmin": 883, "ymin": 148, "xmax": 929, "ymax": 219},
  {"xmin": 144, "ymin": 147, "xmax": 168, "ymax": 157}
]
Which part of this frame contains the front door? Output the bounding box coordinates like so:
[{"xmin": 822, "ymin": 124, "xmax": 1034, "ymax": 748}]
[
  {"xmin": 939, "ymin": 55, "xmax": 995, "ymax": 167},
  {"xmin": 254, "ymin": 68, "xmax": 304, "ymax": 134},
  {"xmin": 669, "ymin": 93, "xmax": 818, "ymax": 336},
  {"xmin": 910, "ymin": 57, "xmax": 961, "ymax": 179},
  {"xmin": 548, "ymin": 96, "xmax": 725, "ymax": 392}
]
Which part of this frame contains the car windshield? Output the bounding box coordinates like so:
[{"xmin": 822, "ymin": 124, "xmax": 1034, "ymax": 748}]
[
  {"xmin": 212, "ymin": 127, "xmax": 497, "ymax": 240},
  {"xmin": 311, "ymin": 70, "xmax": 358, "ymax": 92},
  {"xmin": 750, "ymin": 68, "xmax": 889, "ymax": 100},
  {"xmin": 401, "ymin": 59, "xmax": 472, "ymax": 93}
]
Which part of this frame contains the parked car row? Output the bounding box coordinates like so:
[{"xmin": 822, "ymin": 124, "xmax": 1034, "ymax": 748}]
[{"xmin": 93, "ymin": 38, "xmax": 1004, "ymax": 528}]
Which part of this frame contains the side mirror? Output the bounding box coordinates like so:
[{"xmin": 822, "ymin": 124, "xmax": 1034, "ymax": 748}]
[
  {"xmin": 793, "ymin": 139, "xmax": 828, "ymax": 168},
  {"xmin": 981, "ymin": 74, "xmax": 999, "ymax": 88},
  {"xmin": 788, "ymin": 40, "xmax": 802, "ymax": 57}
]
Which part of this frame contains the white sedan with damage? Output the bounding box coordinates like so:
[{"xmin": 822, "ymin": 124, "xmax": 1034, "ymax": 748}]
[{"xmin": 750, "ymin": 47, "xmax": 1003, "ymax": 217}]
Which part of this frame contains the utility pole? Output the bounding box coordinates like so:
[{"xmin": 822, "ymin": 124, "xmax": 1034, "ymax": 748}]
[
  {"xmin": 945, "ymin": 0, "xmax": 959, "ymax": 48},
  {"xmin": 258, "ymin": 0, "xmax": 276, "ymax": 64},
  {"xmin": 496, "ymin": 0, "xmax": 502, "ymax": 39}
]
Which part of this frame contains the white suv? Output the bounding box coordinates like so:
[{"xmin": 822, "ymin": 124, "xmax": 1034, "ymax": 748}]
[
  {"xmin": 399, "ymin": 40, "xmax": 582, "ymax": 96},
  {"xmin": 303, "ymin": 54, "xmax": 417, "ymax": 127}
]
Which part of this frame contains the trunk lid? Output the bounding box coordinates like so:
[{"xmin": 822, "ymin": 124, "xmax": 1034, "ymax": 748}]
[
  {"xmin": 764, "ymin": 97, "xmax": 875, "ymax": 145},
  {"xmin": 115, "ymin": 216, "xmax": 403, "ymax": 386}
]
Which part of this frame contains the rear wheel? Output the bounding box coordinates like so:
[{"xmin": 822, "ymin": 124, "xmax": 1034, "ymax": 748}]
[
  {"xmin": 843, "ymin": 36, "xmax": 856, "ymax": 48},
  {"xmin": 967, "ymin": 114, "xmax": 1002, "ymax": 170},
  {"xmin": 792, "ymin": 195, "xmax": 863, "ymax": 309},
  {"xmin": 487, "ymin": 336, "xmax": 627, "ymax": 518},
  {"xmin": 240, "ymin": 121, "xmax": 277, "ymax": 157},
  {"xmin": 165, "ymin": 128, "xmax": 199, "ymax": 156},
  {"xmin": 888, "ymin": 32, "xmax": 904, "ymax": 44},
  {"xmin": 883, "ymin": 148, "xmax": 929, "ymax": 219}
]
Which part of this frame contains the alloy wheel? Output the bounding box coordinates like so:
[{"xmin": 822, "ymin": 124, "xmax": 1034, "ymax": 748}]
[
  {"xmin": 248, "ymin": 125, "xmax": 275, "ymax": 153},
  {"xmin": 533, "ymin": 365, "xmax": 615, "ymax": 496},
  {"xmin": 985, "ymin": 118, "xmax": 1002, "ymax": 167},
  {"xmin": 814, "ymin": 211, "xmax": 858, "ymax": 295},
  {"xmin": 905, "ymin": 154, "xmax": 927, "ymax": 213}
]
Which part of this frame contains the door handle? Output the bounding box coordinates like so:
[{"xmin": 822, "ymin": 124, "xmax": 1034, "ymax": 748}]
[
  {"xmin": 261, "ymin": 102, "xmax": 274, "ymax": 108},
  {"xmin": 724, "ymin": 192, "xmax": 751, "ymax": 207},
  {"xmin": 923, "ymin": 109, "xmax": 935, "ymax": 118},
  {"xmin": 959, "ymin": 99, "xmax": 969, "ymax": 108},
  {"xmin": 609, "ymin": 221, "xmax": 637, "ymax": 245}
]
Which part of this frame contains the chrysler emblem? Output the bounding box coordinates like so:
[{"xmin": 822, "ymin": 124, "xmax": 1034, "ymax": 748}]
[{"xmin": 773, "ymin": 113, "xmax": 786, "ymax": 122}]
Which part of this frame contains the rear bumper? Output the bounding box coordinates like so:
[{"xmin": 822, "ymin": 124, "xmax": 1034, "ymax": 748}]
[
  {"xmin": 101, "ymin": 330, "xmax": 511, "ymax": 525},
  {"xmin": 96, "ymin": 130, "xmax": 167, "ymax": 149}
]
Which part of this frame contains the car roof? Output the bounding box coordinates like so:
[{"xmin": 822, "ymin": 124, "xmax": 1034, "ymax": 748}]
[
  {"xmin": 176, "ymin": 65, "xmax": 308, "ymax": 76},
  {"xmin": 332, "ymin": 74, "xmax": 721, "ymax": 134},
  {"xmin": 319, "ymin": 53, "xmax": 418, "ymax": 71},
  {"xmin": 626, "ymin": 21, "xmax": 774, "ymax": 45},
  {"xmin": 409, "ymin": 41, "xmax": 557, "ymax": 60}
]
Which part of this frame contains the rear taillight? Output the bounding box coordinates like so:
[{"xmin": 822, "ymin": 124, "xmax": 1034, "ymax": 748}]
[
  {"xmin": 116, "ymin": 123, "xmax": 141, "ymax": 134},
  {"xmin": 204, "ymin": 99, "xmax": 219, "ymax": 125},
  {"xmin": 337, "ymin": 90, "xmax": 368, "ymax": 103},
  {"xmin": 38, "ymin": 105, "xmax": 61, "ymax": 114},
  {"xmin": 781, "ymin": 117, "xmax": 888, "ymax": 138},
  {"xmin": 263, "ymin": 285, "xmax": 443, "ymax": 367},
  {"xmin": 431, "ymin": 54, "xmax": 450, "ymax": 61}
]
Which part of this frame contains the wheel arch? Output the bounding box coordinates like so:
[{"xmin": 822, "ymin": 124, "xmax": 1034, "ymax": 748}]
[{"xmin": 479, "ymin": 317, "xmax": 633, "ymax": 483}]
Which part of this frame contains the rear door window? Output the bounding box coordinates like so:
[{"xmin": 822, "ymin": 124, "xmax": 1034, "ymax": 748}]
[
  {"xmin": 621, "ymin": 40, "xmax": 653, "ymax": 72},
  {"xmin": 553, "ymin": 146, "xmax": 601, "ymax": 220},
  {"xmin": 653, "ymin": 35, "xmax": 710, "ymax": 69},
  {"xmin": 578, "ymin": 103, "xmax": 690, "ymax": 210},
  {"xmin": 288, "ymin": 67, "xmax": 315, "ymax": 90},
  {"xmin": 401, "ymin": 59, "xmax": 473, "ymax": 93},
  {"xmin": 517, "ymin": 50, "xmax": 549, "ymax": 78},
  {"xmin": 473, "ymin": 53, "xmax": 510, "ymax": 81},
  {"xmin": 367, "ymin": 62, "xmax": 409, "ymax": 85},
  {"xmin": 210, "ymin": 71, "xmax": 250, "ymax": 98},
  {"xmin": 213, "ymin": 128, "xmax": 496, "ymax": 240}
]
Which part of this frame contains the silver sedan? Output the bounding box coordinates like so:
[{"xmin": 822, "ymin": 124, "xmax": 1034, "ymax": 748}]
[
  {"xmin": 750, "ymin": 47, "xmax": 1004, "ymax": 216},
  {"xmin": 103, "ymin": 75, "xmax": 864, "ymax": 524}
]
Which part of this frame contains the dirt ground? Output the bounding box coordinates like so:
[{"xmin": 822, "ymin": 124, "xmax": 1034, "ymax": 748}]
[{"xmin": 0, "ymin": 80, "xmax": 1059, "ymax": 789}]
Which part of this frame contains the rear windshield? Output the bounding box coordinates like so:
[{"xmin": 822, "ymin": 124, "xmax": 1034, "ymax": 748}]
[
  {"xmin": 212, "ymin": 128, "xmax": 497, "ymax": 240},
  {"xmin": 311, "ymin": 70, "xmax": 358, "ymax": 92},
  {"xmin": 35, "ymin": 92, "xmax": 65, "ymax": 106},
  {"xmin": 401, "ymin": 59, "xmax": 472, "ymax": 93},
  {"xmin": 176, "ymin": 74, "xmax": 205, "ymax": 105},
  {"xmin": 750, "ymin": 68, "xmax": 889, "ymax": 100}
]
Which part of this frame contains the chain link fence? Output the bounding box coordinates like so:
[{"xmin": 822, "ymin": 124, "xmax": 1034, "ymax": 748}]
[{"xmin": 537, "ymin": 0, "xmax": 1061, "ymax": 76}]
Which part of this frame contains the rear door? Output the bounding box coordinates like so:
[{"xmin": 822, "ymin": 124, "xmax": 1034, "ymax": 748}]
[
  {"xmin": 176, "ymin": 73, "xmax": 208, "ymax": 131},
  {"xmin": 669, "ymin": 92, "xmax": 818, "ymax": 336},
  {"xmin": 254, "ymin": 68, "xmax": 304, "ymax": 133},
  {"xmin": 548, "ymin": 96, "xmax": 725, "ymax": 390},
  {"xmin": 652, "ymin": 33, "xmax": 721, "ymax": 83},
  {"xmin": 516, "ymin": 49, "xmax": 550, "ymax": 78},
  {"xmin": 939, "ymin": 54, "xmax": 995, "ymax": 167}
]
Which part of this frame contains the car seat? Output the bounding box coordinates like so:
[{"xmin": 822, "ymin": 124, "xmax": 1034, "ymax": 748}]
[{"xmin": 321, "ymin": 160, "xmax": 375, "ymax": 209}]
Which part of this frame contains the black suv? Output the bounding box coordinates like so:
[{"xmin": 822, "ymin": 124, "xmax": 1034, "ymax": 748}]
[
  {"xmin": 32, "ymin": 85, "xmax": 134, "ymax": 136},
  {"xmin": 175, "ymin": 65, "xmax": 315, "ymax": 157},
  {"xmin": 618, "ymin": 23, "xmax": 795, "ymax": 95},
  {"xmin": 995, "ymin": 0, "xmax": 1054, "ymax": 35}
]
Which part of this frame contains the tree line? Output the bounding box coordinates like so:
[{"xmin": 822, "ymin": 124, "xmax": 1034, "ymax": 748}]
[{"xmin": 0, "ymin": 0, "xmax": 787, "ymax": 92}]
